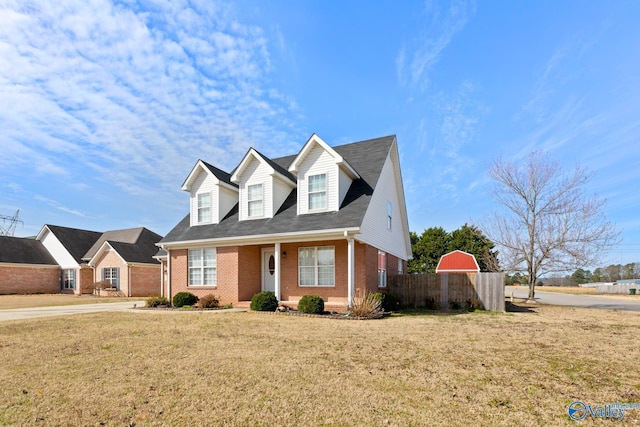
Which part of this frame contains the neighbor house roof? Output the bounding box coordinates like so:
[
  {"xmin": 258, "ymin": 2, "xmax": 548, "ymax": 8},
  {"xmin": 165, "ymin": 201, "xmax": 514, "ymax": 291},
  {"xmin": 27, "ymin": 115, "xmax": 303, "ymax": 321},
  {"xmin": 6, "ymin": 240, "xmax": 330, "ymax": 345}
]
[
  {"xmin": 42, "ymin": 225, "xmax": 102, "ymax": 264},
  {"xmin": 436, "ymin": 250, "xmax": 480, "ymax": 273},
  {"xmin": 83, "ymin": 227, "xmax": 162, "ymax": 264},
  {"xmin": 0, "ymin": 236, "xmax": 58, "ymax": 265},
  {"xmin": 160, "ymin": 135, "xmax": 395, "ymax": 245}
]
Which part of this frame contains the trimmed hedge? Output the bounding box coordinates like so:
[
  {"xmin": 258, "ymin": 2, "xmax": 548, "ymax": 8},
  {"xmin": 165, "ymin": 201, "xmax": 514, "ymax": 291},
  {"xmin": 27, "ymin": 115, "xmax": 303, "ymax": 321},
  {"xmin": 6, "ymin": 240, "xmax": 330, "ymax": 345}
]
[
  {"xmin": 250, "ymin": 291, "xmax": 278, "ymax": 311},
  {"xmin": 173, "ymin": 291, "xmax": 199, "ymax": 308},
  {"xmin": 297, "ymin": 295, "xmax": 324, "ymax": 314}
]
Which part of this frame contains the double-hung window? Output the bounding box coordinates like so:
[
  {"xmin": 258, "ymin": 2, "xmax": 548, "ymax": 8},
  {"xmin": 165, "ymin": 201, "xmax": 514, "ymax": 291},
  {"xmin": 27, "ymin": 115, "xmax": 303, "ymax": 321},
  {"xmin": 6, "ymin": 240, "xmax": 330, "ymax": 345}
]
[
  {"xmin": 247, "ymin": 183, "xmax": 263, "ymax": 217},
  {"xmin": 308, "ymin": 174, "xmax": 327, "ymax": 210},
  {"xmin": 398, "ymin": 258, "xmax": 404, "ymax": 275},
  {"xmin": 378, "ymin": 251, "xmax": 387, "ymax": 288},
  {"xmin": 102, "ymin": 267, "xmax": 119, "ymax": 289},
  {"xmin": 197, "ymin": 192, "xmax": 211, "ymax": 223},
  {"xmin": 189, "ymin": 248, "xmax": 217, "ymax": 286},
  {"xmin": 299, "ymin": 246, "xmax": 334, "ymax": 287},
  {"xmin": 62, "ymin": 269, "xmax": 75, "ymax": 290}
]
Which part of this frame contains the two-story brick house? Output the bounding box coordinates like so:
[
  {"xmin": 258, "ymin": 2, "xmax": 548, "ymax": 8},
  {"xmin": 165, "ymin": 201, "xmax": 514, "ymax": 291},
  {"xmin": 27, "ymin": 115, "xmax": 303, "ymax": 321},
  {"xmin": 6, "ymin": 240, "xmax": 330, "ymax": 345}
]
[{"xmin": 157, "ymin": 134, "xmax": 411, "ymax": 309}]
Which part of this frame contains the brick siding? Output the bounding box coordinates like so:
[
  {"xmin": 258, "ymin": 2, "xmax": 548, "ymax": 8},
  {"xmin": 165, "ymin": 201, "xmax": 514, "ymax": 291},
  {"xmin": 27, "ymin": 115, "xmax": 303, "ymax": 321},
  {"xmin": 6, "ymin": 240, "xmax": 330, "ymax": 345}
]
[
  {"xmin": 129, "ymin": 264, "xmax": 161, "ymax": 297},
  {"xmin": 167, "ymin": 240, "xmax": 404, "ymax": 306},
  {"xmin": 0, "ymin": 264, "xmax": 61, "ymax": 294}
]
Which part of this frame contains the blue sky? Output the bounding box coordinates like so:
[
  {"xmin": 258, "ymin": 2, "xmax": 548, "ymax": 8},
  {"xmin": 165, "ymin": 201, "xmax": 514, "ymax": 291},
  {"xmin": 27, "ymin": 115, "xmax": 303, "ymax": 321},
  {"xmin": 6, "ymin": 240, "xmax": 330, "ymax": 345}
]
[{"xmin": 1, "ymin": 0, "xmax": 639, "ymax": 268}]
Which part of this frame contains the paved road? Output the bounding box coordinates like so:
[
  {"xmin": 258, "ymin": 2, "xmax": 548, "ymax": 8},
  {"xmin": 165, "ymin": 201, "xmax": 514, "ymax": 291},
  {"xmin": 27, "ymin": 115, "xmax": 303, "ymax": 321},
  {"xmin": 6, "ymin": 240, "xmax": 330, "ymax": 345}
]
[
  {"xmin": 508, "ymin": 288, "xmax": 640, "ymax": 312},
  {"xmin": 0, "ymin": 301, "xmax": 145, "ymax": 322}
]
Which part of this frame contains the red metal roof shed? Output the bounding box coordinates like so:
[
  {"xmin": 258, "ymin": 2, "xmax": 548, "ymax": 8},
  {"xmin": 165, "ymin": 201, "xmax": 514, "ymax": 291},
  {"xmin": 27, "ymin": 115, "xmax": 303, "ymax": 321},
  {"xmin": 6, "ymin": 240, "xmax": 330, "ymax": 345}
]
[{"xmin": 435, "ymin": 250, "xmax": 480, "ymax": 273}]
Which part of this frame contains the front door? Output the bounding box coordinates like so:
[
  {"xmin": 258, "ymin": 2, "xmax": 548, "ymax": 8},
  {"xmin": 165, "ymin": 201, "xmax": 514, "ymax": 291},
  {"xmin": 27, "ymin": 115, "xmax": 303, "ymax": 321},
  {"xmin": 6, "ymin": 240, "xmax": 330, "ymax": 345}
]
[{"xmin": 262, "ymin": 248, "xmax": 276, "ymax": 292}]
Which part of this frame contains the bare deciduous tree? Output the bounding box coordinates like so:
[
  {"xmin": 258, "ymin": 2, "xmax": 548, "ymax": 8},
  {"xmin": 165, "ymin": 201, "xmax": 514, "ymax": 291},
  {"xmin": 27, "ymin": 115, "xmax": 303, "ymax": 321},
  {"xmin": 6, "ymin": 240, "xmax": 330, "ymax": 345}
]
[{"xmin": 487, "ymin": 151, "xmax": 619, "ymax": 300}]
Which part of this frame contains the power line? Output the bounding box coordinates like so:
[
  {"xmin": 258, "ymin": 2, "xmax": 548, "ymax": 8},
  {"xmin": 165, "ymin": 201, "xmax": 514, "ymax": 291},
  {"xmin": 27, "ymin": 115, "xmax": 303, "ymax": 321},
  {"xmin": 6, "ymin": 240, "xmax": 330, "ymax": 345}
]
[{"xmin": 0, "ymin": 210, "xmax": 23, "ymax": 236}]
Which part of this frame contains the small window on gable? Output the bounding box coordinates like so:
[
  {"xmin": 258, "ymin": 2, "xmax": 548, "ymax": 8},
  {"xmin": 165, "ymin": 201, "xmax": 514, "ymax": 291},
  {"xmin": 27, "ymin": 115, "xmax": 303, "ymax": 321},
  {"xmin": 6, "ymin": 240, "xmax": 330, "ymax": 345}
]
[
  {"xmin": 197, "ymin": 192, "xmax": 211, "ymax": 223},
  {"xmin": 387, "ymin": 201, "xmax": 392, "ymax": 230},
  {"xmin": 247, "ymin": 183, "xmax": 263, "ymax": 217},
  {"xmin": 308, "ymin": 173, "xmax": 327, "ymax": 210}
]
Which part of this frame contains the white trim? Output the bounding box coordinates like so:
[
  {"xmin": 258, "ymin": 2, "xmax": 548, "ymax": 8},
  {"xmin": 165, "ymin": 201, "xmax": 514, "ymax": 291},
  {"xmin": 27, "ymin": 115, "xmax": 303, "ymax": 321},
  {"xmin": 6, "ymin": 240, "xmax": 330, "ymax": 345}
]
[
  {"xmin": 297, "ymin": 245, "xmax": 335, "ymax": 287},
  {"xmin": 87, "ymin": 241, "xmax": 127, "ymax": 267},
  {"xmin": 231, "ymin": 148, "xmax": 293, "ymax": 184},
  {"xmin": 288, "ymin": 134, "xmax": 360, "ymax": 179},
  {"xmin": 274, "ymin": 243, "xmax": 281, "ymax": 300},
  {"xmin": 181, "ymin": 160, "xmax": 237, "ymax": 192},
  {"xmin": 159, "ymin": 227, "xmax": 360, "ymax": 249},
  {"xmin": 261, "ymin": 247, "xmax": 276, "ymax": 292},
  {"xmin": 347, "ymin": 238, "xmax": 354, "ymax": 307}
]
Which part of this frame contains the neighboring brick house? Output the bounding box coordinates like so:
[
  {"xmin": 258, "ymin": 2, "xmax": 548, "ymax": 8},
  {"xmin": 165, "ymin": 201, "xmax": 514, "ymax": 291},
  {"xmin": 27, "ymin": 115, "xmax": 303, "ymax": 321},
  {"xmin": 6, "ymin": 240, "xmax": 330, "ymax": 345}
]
[
  {"xmin": 0, "ymin": 224, "xmax": 166, "ymax": 296},
  {"xmin": 0, "ymin": 236, "xmax": 60, "ymax": 294},
  {"xmin": 158, "ymin": 134, "xmax": 412, "ymax": 309},
  {"xmin": 83, "ymin": 228, "xmax": 163, "ymax": 297}
]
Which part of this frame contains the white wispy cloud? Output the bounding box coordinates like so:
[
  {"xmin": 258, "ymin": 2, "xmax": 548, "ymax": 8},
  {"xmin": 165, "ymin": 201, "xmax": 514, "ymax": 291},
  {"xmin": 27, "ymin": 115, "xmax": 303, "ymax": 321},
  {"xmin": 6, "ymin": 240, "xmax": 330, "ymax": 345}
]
[
  {"xmin": 396, "ymin": 0, "xmax": 475, "ymax": 92},
  {"xmin": 0, "ymin": 0, "xmax": 300, "ymax": 204}
]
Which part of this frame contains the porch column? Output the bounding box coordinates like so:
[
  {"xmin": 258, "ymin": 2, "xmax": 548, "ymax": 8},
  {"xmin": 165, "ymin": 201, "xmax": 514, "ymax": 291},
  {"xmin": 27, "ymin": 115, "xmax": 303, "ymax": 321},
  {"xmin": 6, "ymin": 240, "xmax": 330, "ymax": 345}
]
[
  {"xmin": 347, "ymin": 238, "xmax": 355, "ymax": 307},
  {"xmin": 274, "ymin": 242, "xmax": 281, "ymax": 301}
]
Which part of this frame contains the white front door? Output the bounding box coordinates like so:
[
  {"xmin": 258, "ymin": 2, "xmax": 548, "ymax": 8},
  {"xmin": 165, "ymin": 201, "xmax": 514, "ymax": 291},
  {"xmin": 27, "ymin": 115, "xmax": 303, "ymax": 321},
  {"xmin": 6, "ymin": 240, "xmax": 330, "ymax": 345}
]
[{"xmin": 262, "ymin": 248, "xmax": 276, "ymax": 292}]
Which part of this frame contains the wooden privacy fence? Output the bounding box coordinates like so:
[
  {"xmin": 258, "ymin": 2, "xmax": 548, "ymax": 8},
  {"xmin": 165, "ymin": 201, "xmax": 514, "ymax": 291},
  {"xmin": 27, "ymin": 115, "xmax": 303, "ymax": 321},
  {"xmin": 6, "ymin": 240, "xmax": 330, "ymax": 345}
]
[{"xmin": 387, "ymin": 272, "xmax": 505, "ymax": 312}]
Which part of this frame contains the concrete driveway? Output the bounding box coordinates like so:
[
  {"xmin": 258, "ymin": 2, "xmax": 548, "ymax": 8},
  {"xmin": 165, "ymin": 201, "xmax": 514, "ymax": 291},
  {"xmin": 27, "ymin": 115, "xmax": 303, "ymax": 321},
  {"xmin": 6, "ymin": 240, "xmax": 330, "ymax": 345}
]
[
  {"xmin": 0, "ymin": 301, "xmax": 145, "ymax": 322},
  {"xmin": 508, "ymin": 288, "xmax": 640, "ymax": 312}
]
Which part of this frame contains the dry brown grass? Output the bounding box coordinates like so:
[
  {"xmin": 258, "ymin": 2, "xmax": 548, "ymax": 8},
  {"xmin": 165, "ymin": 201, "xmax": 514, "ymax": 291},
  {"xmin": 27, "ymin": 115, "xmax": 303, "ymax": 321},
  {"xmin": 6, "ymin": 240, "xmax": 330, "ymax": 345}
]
[
  {"xmin": 1, "ymin": 306, "xmax": 639, "ymax": 426},
  {"xmin": 505, "ymin": 285, "xmax": 597, "ymax": 295},
  {"xmin": 0, "ymin": 294, "xmax": 141, "ymax": 310}
]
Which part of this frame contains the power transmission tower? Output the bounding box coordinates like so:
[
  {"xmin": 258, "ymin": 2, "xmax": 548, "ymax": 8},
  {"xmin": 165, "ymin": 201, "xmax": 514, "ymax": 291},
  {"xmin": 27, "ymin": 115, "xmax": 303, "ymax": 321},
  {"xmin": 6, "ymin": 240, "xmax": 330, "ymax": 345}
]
[{"xmin": 0, "ymin": 210, "xmax": 23, "ymax": 236}]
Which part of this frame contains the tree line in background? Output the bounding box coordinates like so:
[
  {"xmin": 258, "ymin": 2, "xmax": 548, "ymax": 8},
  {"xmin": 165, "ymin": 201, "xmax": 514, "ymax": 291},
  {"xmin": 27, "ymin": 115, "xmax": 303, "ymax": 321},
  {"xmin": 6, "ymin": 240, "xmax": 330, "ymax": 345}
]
[
  {"xmin": 505, "ymin": 262, "xmax": 640, "ymax": 287},
  {"xmin": 408, "ymin": 224, "xmax": 500, "ymax": 274}
]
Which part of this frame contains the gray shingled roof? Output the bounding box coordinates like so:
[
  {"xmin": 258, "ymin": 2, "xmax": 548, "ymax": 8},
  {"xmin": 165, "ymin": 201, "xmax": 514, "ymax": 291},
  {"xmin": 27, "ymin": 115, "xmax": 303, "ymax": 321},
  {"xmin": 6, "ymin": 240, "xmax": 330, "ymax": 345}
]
[
  {"xmin": 83, "ymin": 227, "xmax": 162, "ymax": 264},
  {"xmin": 44, "ymin": 225, "xmax": 102, "ymax": 264},
  {"xmin": 0, "ymin": 236, "xmax": 58, "ymax": 265},
  {"xmin": 200, "ymin": 160, "xmax": 238, "ymax": 188},
  {"xmin": 160, "ymin": 135, "xmax": 395, "ymax": 244}
]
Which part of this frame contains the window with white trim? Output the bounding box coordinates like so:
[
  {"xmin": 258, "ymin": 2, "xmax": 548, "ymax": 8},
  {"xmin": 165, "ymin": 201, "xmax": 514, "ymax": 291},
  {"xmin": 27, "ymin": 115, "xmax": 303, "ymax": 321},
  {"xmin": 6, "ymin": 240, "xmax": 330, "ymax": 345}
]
[
  {"xmin": 102, "ymin": 267, "xmax": 119, "ymax": 289},
  {"xmin": 299, "ymin": 246, "xmax": 334, "ymax": 287},
  {"xmin": 308, "ymin": 173, "xmax": 327, "ymax": 210},
  {"xmin": 62, "ymin": 269, "xmax": 75, "ymax": 289},
  {"xmin": 387, "ymin": 201, "xmax": 392, "ymax": 230},
  {"xmin": 197, "ymin": 192, "xmax": 211, "ymax": 223},
  {"xmin": 378, "ymin": 251, "xmax": 387, "ymax": 288},
  {"xmin": 189, "ymin": 248, "xmax": 217, "ymax": 286},
  {"xmin": 247, "ymin": 183, "xmax": 263, "ymax": 217},
  {"xmin": 398, "ymin": 258, "xmax": 404, "ymax": 275}
]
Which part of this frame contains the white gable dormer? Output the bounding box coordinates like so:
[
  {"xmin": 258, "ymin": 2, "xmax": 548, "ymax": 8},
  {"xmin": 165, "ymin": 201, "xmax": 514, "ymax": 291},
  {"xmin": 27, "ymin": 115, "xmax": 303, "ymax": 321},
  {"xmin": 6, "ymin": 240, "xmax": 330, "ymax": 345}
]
[
  {"xmin": 288, "ymin": 134, "xmax": 360, "ymax": 215},
  {"xmin": 182, "ymin": 160, "xmax": 238, "ymax": 226},
  {"xmin": 231, "ymin": 149, "xmax": 296, "ymax": 221}
]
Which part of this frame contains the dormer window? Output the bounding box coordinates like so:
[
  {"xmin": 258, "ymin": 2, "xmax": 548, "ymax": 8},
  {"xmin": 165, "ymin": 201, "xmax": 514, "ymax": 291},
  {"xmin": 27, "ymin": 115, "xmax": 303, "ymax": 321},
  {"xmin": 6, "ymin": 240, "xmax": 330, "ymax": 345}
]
[
  {"xmin": 308, "ymin": 174, "xmax": 327, "ymax": 210},
  {"xmin": 197, "ymin": 193, "xmax": 211, "ymax": 223},
  {"xmin": 248, "ymin": 183, "xmax": 264, "ymax": 217}
]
